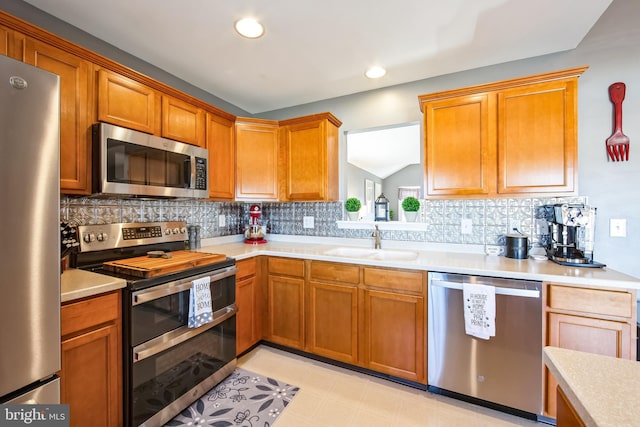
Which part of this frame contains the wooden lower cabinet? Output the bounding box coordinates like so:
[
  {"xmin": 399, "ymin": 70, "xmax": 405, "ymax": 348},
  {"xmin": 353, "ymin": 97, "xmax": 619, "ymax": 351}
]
[
  {"xmin": 236, "ymin": 257, "xmax": 262, "ymax": 354},
  {"xmin": 266, "ymin": 257, "xmax": 305, "ymax": 349},
  {"xmin": 306, "ymin": 261, "xmax": 359, "ymax": 363},
  {"xmin": 273, "ymin": 259, "xmax": 428, "ymax": 384},
  {"xmin": 544, "ymin": 283, "xmax": 636, "ymax": 418},
  {"xmin": 556, "ymin": 386, "xmax": 586, "ymax": 427},
  {"xmin": 60, "ymin": 291, "xmax": 122, "ymax": 427}
]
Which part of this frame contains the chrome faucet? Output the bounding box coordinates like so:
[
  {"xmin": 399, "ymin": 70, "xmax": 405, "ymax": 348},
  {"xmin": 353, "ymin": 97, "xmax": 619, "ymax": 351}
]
[{"xmin": 372, "ymin": 225, "xmax": 382, "ymax": 249}]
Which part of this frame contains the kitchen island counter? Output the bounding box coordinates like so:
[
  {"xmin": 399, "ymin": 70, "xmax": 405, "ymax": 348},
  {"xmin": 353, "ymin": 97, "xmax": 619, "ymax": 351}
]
[
  {"xmin": 61, "ymin": 268, "xmax": 126, "ymax": 303},
  {"xmin": 544, "ymin": 346, "xmax": 640, "ymax": 427},
  {"xmin": 197, "ymin": 235, "xmax": 640, "ymax": 291}
]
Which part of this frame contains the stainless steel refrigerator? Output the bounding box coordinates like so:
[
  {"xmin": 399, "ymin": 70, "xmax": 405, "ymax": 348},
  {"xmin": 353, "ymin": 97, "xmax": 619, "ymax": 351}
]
[{"xmin": 0, "ymin": 55, "xmax": 61, "ymax": 404}]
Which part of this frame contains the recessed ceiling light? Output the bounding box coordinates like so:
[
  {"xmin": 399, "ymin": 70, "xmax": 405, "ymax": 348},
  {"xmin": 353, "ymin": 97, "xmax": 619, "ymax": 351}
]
[
  {"xmin": 365, "ymin": 66, "xmax": 386, "ymax": 79},
  {"xmin": 235, "ymin": 18, "xmax": 265, "ymax": 39}
]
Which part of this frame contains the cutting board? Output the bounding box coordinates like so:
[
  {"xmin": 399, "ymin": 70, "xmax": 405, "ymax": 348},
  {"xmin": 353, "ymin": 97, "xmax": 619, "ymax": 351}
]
[{"xmin": 103, "ymin": 250, "xmax": 227, "ymax": 278}]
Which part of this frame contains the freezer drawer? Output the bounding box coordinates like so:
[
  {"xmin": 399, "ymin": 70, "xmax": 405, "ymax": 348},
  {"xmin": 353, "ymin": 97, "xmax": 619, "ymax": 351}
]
[
  {"xmin": 428, "ymin": 272, "xmax": 543, "ymax": 416},
  {"xmin": 4, "ymin": 376, "xmax": 59, "ymax": 404}
]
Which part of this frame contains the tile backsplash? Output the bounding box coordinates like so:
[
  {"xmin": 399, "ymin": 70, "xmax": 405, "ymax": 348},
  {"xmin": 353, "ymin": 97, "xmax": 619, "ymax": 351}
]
[{"xmin": 61, "ymin": 196, "xmax": 586, "ymax": 247}]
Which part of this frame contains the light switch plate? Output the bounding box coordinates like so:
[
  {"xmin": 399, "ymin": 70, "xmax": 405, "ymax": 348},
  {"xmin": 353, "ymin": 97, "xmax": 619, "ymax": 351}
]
[
  {"xmin": 303, "ymin": 216, "xmax": 315, "ymax": 229},
  {"xmin": 461, "ymin": 218, "xmax": 473, "ymax": 235},
  {"xmin": 610, "ymin": 218, "xmax": 626, "ymax": 237},
  {"xmin": 218, "ymin": 214, "xmax": 226, "ymax": 227}
]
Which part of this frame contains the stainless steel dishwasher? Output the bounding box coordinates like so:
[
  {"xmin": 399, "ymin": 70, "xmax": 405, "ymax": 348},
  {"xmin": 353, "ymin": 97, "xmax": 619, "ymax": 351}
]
[{"xmin": 427, "ymin": 272, "xmax": 543, "ymax": 420}]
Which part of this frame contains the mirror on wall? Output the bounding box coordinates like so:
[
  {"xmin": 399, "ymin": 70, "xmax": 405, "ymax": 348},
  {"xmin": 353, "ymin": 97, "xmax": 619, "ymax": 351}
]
[{"xmin": 346, "ymin": 122, "xmax": 422, "ymax": 221}]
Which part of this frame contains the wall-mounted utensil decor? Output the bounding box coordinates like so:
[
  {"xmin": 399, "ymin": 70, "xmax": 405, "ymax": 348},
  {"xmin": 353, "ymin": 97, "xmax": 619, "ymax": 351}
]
[{"xmin": 606, "ymin": 82, "xmax": 630, "ymax": 161}]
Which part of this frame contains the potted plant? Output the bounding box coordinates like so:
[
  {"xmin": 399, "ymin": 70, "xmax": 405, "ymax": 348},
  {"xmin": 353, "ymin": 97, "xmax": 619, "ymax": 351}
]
[
  {"xmin": 345, "ymin": 197, "xmax": 361, "ymax": 221},
  {"xmin": 402, "ymin": 196, "xmax": 421, "ymax": 222}
]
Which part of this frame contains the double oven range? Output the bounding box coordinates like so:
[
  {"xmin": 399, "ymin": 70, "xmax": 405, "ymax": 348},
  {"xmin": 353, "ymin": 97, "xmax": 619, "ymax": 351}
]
[{"xmin": 74, "ymin": 221, "xmax": 237, "ymax": 427}]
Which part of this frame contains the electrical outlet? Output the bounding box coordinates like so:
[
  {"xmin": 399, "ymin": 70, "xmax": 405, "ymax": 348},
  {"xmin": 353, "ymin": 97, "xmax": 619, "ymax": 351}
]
[
  {"xmin": 508, "ymin": 219, "xmax": 521, "ymax": 233},
  {"xmin": 218, "ymin": 214, "xmax": 226, "ymax": 227},
  {"xmin": 303, "ymin": 216, "xmax": 315, "ymax": 229},
  {"xmin": 610, "ymin": 218, "xmax": 627, "ymax": 237},
  {"xmin": 461, "ymin": 218, "xmax": 473, "ymax": 234}
]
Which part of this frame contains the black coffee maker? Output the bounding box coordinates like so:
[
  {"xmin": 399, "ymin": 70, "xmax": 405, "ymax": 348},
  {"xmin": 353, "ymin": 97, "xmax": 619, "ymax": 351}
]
[{"xmin": 543, "ymin": 204, "xmax": 605, "ymax": 267}]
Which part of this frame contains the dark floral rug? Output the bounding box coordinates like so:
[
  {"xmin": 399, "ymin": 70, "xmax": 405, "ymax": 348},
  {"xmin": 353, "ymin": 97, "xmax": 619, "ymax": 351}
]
[{"xmin": 165, "ymin": 368, "xmax": 300, "ymax": 427}]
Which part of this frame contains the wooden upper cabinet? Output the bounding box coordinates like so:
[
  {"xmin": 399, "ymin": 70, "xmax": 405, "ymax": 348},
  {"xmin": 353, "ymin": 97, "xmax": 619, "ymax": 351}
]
[
  {"xmin": 423, "ymin": 93, "xmax": 494, "ymax": 196},
  {"xmin": 418, "ymin": 66, "xmax": 587, "ymax": 198},
  {"xmin": 279, "ymin": 112, "xmax": 341, "ymax": 201},
  {"xmin": 22, "ymin": 37, "xmax": 93, "ymax": 194},
  {"xmin": 161, "ymin": 95, "xmax": 206, "ymax": 147},
  {"xmin": 497, "ymin": 79, "xmax": 577, "ymax": 194},
  {"xmin": 235, "ymin": 118, "xmax": 279, "ymax": 200},
  {"xmin": 206, "ymin": 112, "xmax": 235, "ymax": 200},
  {"xmin": 97, "ymin": 69, "xmax": 161, "ymax": 135}
]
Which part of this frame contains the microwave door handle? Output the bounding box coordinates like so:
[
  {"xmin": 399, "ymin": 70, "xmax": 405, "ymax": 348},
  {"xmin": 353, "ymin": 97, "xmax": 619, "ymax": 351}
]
[{"xmin": 184, "ymin": 157, "xmax": 192, "ymax": 188}]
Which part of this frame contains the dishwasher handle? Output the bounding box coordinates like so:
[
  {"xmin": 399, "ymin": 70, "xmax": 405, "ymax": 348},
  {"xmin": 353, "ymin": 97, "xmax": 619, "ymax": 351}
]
[{"xmin": 430, "ymin": 279, "xmax": 540, "ymax": 299}]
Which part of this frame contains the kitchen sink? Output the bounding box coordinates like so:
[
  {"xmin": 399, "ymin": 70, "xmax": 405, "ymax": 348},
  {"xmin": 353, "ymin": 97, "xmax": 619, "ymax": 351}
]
[{"xmin": 323, "ymin": 247, "xmax": 418, "ymax": 261}]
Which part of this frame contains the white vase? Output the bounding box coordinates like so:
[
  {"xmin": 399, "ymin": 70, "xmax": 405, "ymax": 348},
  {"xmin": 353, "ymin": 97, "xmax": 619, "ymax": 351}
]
[
  {"xmin": 405, "ymin": 211, "xmax": 418, "ymax": 222},
  {"xmin": 347, "ymin": 211, "xmax": 359, "ymax": 221}
]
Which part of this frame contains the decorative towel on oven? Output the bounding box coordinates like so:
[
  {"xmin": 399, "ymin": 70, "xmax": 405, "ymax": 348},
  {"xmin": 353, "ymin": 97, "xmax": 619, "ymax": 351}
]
[
  {"xmin": 188, "ymin": 276, "xmax": 212, "ymax": 328},
  {"xmin": 463, "ymin": 282, "xmax": 496, "ymax": 340}
]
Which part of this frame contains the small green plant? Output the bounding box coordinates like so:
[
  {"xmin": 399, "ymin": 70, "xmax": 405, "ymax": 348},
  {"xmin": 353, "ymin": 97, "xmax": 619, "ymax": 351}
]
[
  {"xmin": 401, "ymin": 196, "xmax": 421, "ymax": 212},
  {"xmin": 345, "ymin": 197, "xmax": 362, "ymax": 212}
]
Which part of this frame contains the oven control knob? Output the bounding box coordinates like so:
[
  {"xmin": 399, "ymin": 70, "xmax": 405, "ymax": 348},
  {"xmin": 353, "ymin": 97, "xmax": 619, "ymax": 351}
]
[
  {"xmin": 164, "ymin": 228, "xmax": 171, "ymax": 236},
  {"xmin": 173, "ymin": 228, "xmax": 180, "ymax": 235},
  {"xmin": 180, "ymin": 227, "xmax": 187, "ymax": 234},
  {"xmin": 83, "ymin": 233, "xmax": 95, "ymax": 243},
  {"xmin": 96, "ymin": 232, "xmax": 107, "ymax": 242}
]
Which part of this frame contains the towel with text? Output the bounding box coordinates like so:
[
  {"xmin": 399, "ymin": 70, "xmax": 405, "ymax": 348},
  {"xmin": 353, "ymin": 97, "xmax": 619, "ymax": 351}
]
[
  {"xmin": 188, "ymin": 276, "xmax": 212, "ymax": 328},
  {"xmin": 463, "ymin": 282, "xmax": 496, "ymax": 340}
]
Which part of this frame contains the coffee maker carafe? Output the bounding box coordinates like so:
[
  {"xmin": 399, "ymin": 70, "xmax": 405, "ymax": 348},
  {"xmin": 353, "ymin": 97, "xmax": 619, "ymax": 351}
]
[{"xmin": 545, "ymin": 204, "xmax": 605, "ymax": 267}]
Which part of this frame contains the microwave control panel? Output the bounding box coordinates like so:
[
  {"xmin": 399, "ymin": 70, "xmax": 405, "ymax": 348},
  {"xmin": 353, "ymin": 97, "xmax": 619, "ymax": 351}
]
[{"xmin": 195, "ymin": 157, "xmax": 207, "ymax": 190}]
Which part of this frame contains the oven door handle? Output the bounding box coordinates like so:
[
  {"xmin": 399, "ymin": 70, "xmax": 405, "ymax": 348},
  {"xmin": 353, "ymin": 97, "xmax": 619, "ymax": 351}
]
[
  {"xmin": 133, "ymin": 303, "xmax": 237, "ymax": 363},
  {"xmin": 132, "ymin": 265, "xmax": 238, "ymax": 305}
]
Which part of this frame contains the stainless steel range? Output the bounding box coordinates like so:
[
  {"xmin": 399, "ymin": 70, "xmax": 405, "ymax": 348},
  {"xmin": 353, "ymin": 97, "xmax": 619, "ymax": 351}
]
[{"xmin": 73, "ymin": 221, "xmax": 237, "ymax": 427}]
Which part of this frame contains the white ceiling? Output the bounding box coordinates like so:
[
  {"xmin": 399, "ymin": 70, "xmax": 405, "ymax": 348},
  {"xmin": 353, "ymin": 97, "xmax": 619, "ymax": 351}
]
[
  {"xmin": 347, "ymin": 123, "xmax": 420, "ymax": 179},
  {"xmin": 23, "ymin": 0, "xmax": 612, "ymax": 114}
]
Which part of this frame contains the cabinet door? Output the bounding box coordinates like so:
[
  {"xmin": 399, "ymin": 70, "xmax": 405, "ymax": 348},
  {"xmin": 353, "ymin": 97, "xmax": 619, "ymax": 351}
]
[
  {"xmin": 545, "ymin": 312, "xmax": 631, "ymax": 417},
  {"xmin": 235, "ymin": 120, "xmax": 279, "ymax": 200},
  {"xmin": 362, "ymin": 289, "xmax": 425, "ymax": 383},
  {"xmin": 162, "ymin": 95, "xmax": 205, "ymax": 147},
  {"xmin": 267, "ymin": 275, "xmax": 304, "ymax": 349},
  {"xmin": 206, "ymin": 112, "xmax": 235, "ymax": 199},
  {"xmin": 281, "ymin": 119, "xmax": 338, "ymax": 201},
  {"xmin": 60, "ymin": 323, "xmax": 120, "ymax": 427},
  {"xmin": 97, "ymin": 69, "xmax": 160, "ymax": 135},
  {"xmin": 23, "ymin": 39, "xmax": 92, "ymax": 194},
  {"xmin": 308, "ymin": 280, "xmax": 358, "ymax": 364},
  {"xmin": 497, "ymin": 78, "xmax": 577, "ymax": 194},
  {"xmin": 237, "ymin": 275, "xmax": 258, "ymax": 355},
  {"xmin": 424, "ymin": 93, "xmax": 495, "ymax": 196}
]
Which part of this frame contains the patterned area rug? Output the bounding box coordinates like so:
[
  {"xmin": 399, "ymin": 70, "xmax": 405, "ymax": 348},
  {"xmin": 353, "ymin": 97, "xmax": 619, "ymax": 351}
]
[{"xmin": 165, "ymin": 368, "xmax": 300, "ymax": 427}]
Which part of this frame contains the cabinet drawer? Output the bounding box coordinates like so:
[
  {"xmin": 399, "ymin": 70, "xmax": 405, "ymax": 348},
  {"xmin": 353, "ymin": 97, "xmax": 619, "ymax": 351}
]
[
  {"xmin": 548, "ymin": 285, "xmax": 633, "ymax": 318},
  {"xmin": 236, "ymin": 258, "xmax": 256, "ymax": 280},
  {"xmin": 310, "ymin": 261, "xmax": 359, "ymax": 284},
  {"xmin": 268, "ymin": 257, "xmax": 305, "ymax": 277},
  {"xmin": 61, "ymin": 291, "xmax": 120, "ymax": 337},
  {"xmin": 363, "ymin": 267, "xmax": 425, "ymax": 294}
]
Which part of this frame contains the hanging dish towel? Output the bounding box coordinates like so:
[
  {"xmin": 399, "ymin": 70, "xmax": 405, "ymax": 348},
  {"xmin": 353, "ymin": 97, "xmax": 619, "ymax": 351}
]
[
  {"xmin": 463, "ymin": 282, "xmax": 496, "ymax": 340},
  {"xmin": 188, "ymin": 276, "xmax": 213, "ymax": 328}
]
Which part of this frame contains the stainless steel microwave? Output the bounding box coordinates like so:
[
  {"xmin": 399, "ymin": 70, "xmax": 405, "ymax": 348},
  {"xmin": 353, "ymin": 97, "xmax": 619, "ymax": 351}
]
[{"xmin": 92, "ymin": 123, "xmax": 208, "ymax": 198}]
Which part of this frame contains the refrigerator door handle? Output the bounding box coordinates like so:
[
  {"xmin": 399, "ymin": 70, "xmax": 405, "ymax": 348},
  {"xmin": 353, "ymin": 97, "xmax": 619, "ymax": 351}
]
[{"xmin": 430, "ymin": 279, "xmax": 540, "ymax": 299}]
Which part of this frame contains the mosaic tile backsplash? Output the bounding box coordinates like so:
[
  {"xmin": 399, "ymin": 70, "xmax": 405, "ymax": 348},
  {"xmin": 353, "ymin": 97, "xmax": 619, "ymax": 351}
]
[{"xmin": 60, "ymin": 196, "xmax": 586, "ymax": 247}]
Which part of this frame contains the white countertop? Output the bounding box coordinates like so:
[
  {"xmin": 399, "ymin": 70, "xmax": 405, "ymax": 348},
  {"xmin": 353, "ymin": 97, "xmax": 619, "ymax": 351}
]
[
  {"xmin": 61, "ymin": 268, "xmax": 126, "ymax": 303},
  {"xmin": 544, "ymin": 347, "xmax": 640, "ymax": 427},
  {"xmin": 60, "ymin": 234, "xmax": 640, "ymax": 303},
  {"xmin": 197, "ymin": 235, "xmax": 640, "ymax": 291}
]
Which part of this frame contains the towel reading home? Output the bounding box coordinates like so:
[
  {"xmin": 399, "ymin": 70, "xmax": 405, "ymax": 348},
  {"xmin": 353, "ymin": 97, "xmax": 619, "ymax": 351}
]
[
  {"xmin": 188, "ymin": 276, "xmax": 213, "ymax": 328},
  {"xmin": 463, "ymin": 282, "xmax": 496, "ymax": 340}
]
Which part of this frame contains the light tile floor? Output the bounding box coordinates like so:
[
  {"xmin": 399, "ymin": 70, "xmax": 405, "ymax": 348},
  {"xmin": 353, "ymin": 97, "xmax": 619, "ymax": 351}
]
[{"xmin": 238, "ymin": 345, "xmax": 545, "ymax": 427}]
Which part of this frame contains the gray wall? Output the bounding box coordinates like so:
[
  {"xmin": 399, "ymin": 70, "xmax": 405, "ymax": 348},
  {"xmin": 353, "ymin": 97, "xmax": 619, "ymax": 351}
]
[{"xmin": 259, "ymin": 0, "xmax": 640, "ymax": 279}]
